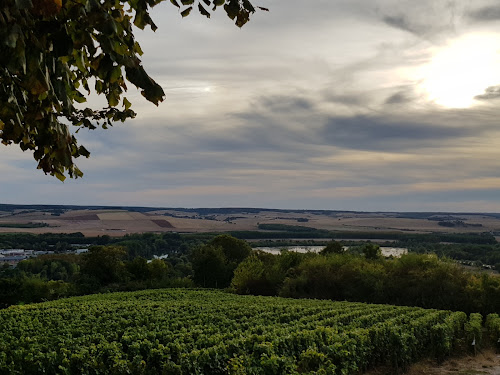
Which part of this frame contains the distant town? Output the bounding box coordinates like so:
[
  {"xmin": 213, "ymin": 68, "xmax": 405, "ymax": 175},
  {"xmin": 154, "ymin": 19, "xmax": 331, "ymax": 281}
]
[{"xmin": 0, "ymin": 247, "xmax": 89, "ymax": 266}]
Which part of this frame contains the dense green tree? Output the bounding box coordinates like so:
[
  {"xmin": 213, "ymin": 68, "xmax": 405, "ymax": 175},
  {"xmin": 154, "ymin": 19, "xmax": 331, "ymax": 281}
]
[
  {"xmin": 148, "ymin": 258, "xmax": 170, "ymax": 281},
  {"xmin": 190, "ymin": 234, "xmax": 252, "ymax": 288},
  {"xmin": 190, "ymin": 244, "xmax": 228, "ymax": 288},
  {"xmin": 320, "ymin": 241, "xmax": 344, "ymax": 255},
  {"xmin": 231, "ymin": 255, "xmax": 266, "ymax": 294},
  {"xmin": 80, "ymin": 245, "xmax": 127, "ymax": 285},
  {"xmin": 0, "ymin": 278, "xmax": 22, "ymax": 308},
  {"xmin": 231, "ymin": 250, "xmax": 309, "ymax": 296},
  {"xmin": 362, "ymin": 243, "xmax": 381, "ymax": 259},
  {"xmin": 0, "ymin": 0, "xmax": 261, "ymax": 179},
  {"xmin": 16, "ymin": 254, "xmax": 80, "ymax": 281},
  {"xmin": 126, "ymin": 256, "xmax": 150, "ymax": 280},
  {"xmin": 207, "ymin": 234, "xmax": 252, "ymax": 265}
]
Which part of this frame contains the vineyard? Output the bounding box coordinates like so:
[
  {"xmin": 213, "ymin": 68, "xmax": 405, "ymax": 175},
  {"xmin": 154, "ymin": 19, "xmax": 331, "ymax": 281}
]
[{"xmin": 0, "ymin": 289, "xmax": 492, "ymax": 374}]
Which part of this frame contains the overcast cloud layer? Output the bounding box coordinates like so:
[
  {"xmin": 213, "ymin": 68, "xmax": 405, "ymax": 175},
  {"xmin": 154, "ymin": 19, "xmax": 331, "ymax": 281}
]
[{"xmin": 3, "ymin": 0, "xmax": 500, "ymax": 211}]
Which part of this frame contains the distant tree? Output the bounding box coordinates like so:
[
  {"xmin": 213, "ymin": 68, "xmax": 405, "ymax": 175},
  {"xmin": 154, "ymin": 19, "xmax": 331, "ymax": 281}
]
[
  {"xmin": 96, "ymin": 235, "xmax": 111, "ymax": 245},
  {"xmin": 362, "ymin": 243, "xmax": 381, "ymax": 260},
  {"xmin": 54, "ymin": 241, "xmax": 69, "ymax": 252},
  {"xmin": 154, "ymin": 239, "xmax": 168, "ymax": 253},
  {"xmin": 190, "ymin": 244, "xmax": 228, "ymax": 288},
  {"xmin": 0, "ymin": 0, "xmax": 263, "ymax": 179},
  {"xmin": 126, "ymin": 256, "xmax": 150, "ymax": 281},
  {"xmin": 230, "ymin": 250, "xmax": 308, "ymax": 296},
  {"xmin": 148, "ymin": 258, "xmax": 170, "ymax": 281},
  {"xmin": 320, "ymin": 241, "xmax": 344, "ymax": 255},
  {"xmin": 231, "ymin": 255, "xmax": 265, "ymax": 294},
  {"xmin": 80, "ymin": 245, "xmax": 127, "ymax": 285},
  {"xmin": 207, "ymin": 234, "xmax": 252, "ymax": 266}
]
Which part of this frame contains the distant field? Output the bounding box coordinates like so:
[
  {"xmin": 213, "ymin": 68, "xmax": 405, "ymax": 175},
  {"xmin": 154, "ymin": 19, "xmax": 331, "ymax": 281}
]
[
  {"xmin": 151, "ymin": 219, "xmax": 174, "ymax": 228},
  {"xmin": 0, "ymin": 289, "xmax": 474, "ymax": 374},
  {"xmin": 0, "ymin": 205, "xmax": 499, "ymax": 238},
  {"xmin": 0, "ymin": 222, "xmax": 50, "ymax": 228},
  {"xmin": 59, "ymin": 214, "xmax": 99, "ymax": 221}
]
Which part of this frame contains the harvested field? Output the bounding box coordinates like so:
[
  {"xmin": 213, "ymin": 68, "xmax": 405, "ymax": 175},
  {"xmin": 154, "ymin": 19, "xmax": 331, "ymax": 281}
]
[
  {"xmin": 59, "ymin": 214, "xmax": 100, "ymax": 221},
  {"xmin": 151, "ymin": 219, "xmax": 174, "ymax": 228},
  {"xmin": 97, "ymin": 212, "xmax": 135, "ymax": 221},
  {"xmin": 0, "ymin": 206, "xmax": 499, "ymax": 238}
]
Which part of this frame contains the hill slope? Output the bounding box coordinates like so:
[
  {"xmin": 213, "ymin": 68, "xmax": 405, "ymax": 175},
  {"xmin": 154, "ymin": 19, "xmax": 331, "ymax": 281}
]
[{"xmin": 0, "ymin": 289, "xmax": 474, "ymax": 374}]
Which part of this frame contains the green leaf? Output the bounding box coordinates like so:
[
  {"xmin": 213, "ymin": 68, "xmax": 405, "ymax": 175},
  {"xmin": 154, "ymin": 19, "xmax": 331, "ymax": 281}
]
[
  {"xmin": 133, "ymin": 10, "xmax": 147, "ymax": 29},
  {"xmin": 241, "ymin": 0, "xmax": 255, "ymax": 13},
  {"xmin": 180, "ymin": 6, "xmax": 193, "ymax": 17},
  {"xmin": 107, "ymin": 91, "xmax": 119, "ymax": 107},
  {"xmin": 78, "ymin": 145, "xmax": 90, "ymax": 158},
  {"xmin": 110, "ymin": 67, "xmax": 122, "ymax": 83},
  {"xmin": 133, "ymin": 42, "xmax": 143, "ymax": 56},
  {"xmin": 0, "ymin": 0, "xmax": 258, "ymax": 181},
  {"xmin": 198, "ymin": 3, "xmax": 210, "ymax": 18},
  {"xmin": 73, "ymin": 91, "xmax": 87, "ymax": 104},
  {"xmin": 224, "ymin": 0, "xmax": 239, "ymax": 20},
  {"xmin": 25, "ymin": 68, "xmax": 50, "ymax": 95},
  {"xmin": 123, "ymin": 97, "xmax": 131, "ymax": 110},
  {"xmin": 55, "ymin": 172, "xmax": 66, "ymax": 182}
]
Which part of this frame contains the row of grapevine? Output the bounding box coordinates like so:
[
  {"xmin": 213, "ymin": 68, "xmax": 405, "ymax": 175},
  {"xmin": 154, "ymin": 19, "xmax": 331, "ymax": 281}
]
[{"xmin": 0, "ymin": 289, "xmax": 490, "ymax": 374}]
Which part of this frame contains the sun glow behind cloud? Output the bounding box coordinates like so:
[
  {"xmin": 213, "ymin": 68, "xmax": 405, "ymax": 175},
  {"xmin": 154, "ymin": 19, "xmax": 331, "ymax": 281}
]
[{"xmin": 420, "ymin": 33, "xmax": 500, "ymax": 108}]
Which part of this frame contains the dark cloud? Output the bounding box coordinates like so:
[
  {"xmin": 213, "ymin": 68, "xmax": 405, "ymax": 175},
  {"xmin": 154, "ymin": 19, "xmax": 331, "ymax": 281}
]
[
  {"xmin": 320, "ymin": 115, "xmax": 475, "ymax": 151},
  {"xmin": 475, "ymin": 86, "xmax": 500, "ymax": 100},
  {"xmin": 257, "ymin": 96, "xmax": 313, "ymax": 111},
  {"xmin": 468, "ymin": 5, "xmax": 500, "ymax": 21},
  {"xmin": 383, "ymin": 15, "xmax": 424, "ymax": 36},
  {"xmin": 380, "ymin": 1, "xmax": 464, "ymax": 41},
  {"xmin": 385, "ymin": 91, "xmax": 412, "ymax": 105},
  {"xmin": 324, "ymin": 93, "xmax": 366, "ymax": 106}
]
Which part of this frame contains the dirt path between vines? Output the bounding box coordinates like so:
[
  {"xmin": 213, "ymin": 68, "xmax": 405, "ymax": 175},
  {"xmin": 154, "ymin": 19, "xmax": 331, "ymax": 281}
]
[{"xmin": 367, "ymin": 350, "xmax": 500, "ymax": 375}]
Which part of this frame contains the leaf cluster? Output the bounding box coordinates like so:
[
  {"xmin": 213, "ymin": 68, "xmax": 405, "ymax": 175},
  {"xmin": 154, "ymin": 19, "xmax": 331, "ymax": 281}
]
[{"xmin": 0, "ymin": 0, "xmax": 259, "ymax": 179}]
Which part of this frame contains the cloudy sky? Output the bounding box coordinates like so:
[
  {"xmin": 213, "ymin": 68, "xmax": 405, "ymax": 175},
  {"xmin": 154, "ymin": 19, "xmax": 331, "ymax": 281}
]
[{"xmin": 4, "ymin": 0, "xmax": 500, "ymax": 211}]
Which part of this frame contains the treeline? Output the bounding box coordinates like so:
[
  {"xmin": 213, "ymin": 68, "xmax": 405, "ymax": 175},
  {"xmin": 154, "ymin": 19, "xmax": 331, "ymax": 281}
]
[
  {"xmin": 0, "ymin": 222, "xmax": 50, "ymax": 228},
  {"xmin": 403, "ymin": 242, "xmax": 500, "ymax": 269},
  {"xmin": 3, "ymin": 233, "xmax": 500, "ymax": 316},
  {"xmin": 231, "ymin": 248, "xmax": 500, "ymax": 315},
  {"xmin": 249, "ymin": 224, "xmax": 496, "ymax": 244},
  {"xmin": 0, "ymin": 232, "xmax": 98, "ymax": 250},
  {"xmin": 0, "ymin": 248, "xmax": 193, "ymax": 308},
  {"xmin": 0, "ymin": 234, "xmax": 249, "ymax": 308},
  {"xmin": 0, "ymin": 231, "xmax": 211, "ymax": 256}
]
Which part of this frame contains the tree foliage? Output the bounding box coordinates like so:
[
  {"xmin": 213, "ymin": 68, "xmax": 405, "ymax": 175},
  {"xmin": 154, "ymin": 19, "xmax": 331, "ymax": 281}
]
[
  {"xmin": 80, "ymin": 245, "xmax": 127, "ymax": 285},
  {"xmin": 190, "ymin": 234, "xmax": 252, "ymax": 288},
  {"xmin": 0, "ymin": 0, "xmax": 261, "ymax": 180},
  {"xmin": 362, "ymin": 243, "xmax": 381, "ymax": 259},
  {"xmin": 320, "ymin": 240, "xmax": 344, "ymax": 255}
]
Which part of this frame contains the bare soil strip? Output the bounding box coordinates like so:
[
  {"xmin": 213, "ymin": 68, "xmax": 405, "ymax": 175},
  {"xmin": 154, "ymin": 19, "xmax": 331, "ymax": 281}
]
[
  {"xmin": 367, "ymin": 351, "xmax": 500, "ymax": 375},
  {"xmin": 151, "ymin": 219, "xmax": 174, "ymax": 228}
]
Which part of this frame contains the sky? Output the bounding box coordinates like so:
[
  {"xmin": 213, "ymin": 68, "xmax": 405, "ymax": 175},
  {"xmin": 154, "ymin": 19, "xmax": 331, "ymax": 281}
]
[{"xmin": 3, "ymin": 0, "xmax": 500, "ymax": 212}]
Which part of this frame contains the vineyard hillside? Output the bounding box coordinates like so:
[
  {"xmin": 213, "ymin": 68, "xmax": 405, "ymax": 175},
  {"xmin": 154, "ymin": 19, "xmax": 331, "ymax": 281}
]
[{"xmin": 0, "ymin": 289, "xmax": 488, "ymax": 374}]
